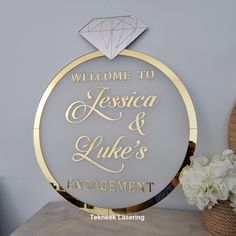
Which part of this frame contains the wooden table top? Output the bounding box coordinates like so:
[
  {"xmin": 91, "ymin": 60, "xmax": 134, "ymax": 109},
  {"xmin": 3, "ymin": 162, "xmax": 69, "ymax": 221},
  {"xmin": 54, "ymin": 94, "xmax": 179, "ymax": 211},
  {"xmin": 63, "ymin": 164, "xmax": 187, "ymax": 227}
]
[{"xmin": 11, "ymin": 201, "xmax": 212, "ymax": 236}]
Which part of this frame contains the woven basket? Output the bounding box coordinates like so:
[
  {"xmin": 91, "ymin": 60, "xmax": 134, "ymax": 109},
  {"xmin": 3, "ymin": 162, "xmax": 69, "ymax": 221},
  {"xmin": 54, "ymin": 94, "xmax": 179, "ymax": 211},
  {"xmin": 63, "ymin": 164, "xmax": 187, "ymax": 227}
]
[{"xmin": 203, "ymin": 200, "xmax": 236, "ymax": 236}]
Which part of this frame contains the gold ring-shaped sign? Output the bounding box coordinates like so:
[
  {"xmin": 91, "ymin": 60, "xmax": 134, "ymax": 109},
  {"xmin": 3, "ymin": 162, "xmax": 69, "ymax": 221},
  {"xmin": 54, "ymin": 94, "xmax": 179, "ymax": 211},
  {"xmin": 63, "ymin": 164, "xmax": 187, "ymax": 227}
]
[{"xmin": 34, "ymin": 50, "xmax": 197, "ymax": 215}]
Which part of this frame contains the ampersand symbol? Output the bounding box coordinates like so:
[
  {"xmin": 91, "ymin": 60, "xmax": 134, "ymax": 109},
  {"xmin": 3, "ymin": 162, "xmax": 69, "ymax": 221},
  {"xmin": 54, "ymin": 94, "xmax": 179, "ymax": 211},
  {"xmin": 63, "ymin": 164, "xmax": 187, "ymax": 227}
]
[{"xmin": 128, "ymin": 112, "xmax": 147, "ymax": 136}]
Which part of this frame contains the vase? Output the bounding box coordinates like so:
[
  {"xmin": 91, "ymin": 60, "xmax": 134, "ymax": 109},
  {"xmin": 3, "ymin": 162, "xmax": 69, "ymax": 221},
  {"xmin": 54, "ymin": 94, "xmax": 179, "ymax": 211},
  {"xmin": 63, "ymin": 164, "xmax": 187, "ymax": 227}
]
[
  {"xmin": 203, "ymin": 200, "xmax": 236, "ymax": 236},
  {"xmin": 228, "ymin": 102, "xmax": 236, "ymax": 153}
]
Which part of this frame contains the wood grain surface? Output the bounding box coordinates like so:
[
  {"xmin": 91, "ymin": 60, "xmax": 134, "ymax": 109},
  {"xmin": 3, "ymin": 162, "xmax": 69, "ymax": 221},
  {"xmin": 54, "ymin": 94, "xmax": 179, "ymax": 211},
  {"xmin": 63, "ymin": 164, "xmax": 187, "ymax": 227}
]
[{"xmin": 10, "ymin": 201, "xmax": 211, "ymax": 236}]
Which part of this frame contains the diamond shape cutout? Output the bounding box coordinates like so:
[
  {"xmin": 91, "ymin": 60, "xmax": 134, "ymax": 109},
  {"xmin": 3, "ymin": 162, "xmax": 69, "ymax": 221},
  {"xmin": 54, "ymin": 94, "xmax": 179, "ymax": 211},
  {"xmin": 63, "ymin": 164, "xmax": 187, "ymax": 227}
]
[{"xmin": 79, "ymin": 16, "xmax": 147, "ymax": 60}]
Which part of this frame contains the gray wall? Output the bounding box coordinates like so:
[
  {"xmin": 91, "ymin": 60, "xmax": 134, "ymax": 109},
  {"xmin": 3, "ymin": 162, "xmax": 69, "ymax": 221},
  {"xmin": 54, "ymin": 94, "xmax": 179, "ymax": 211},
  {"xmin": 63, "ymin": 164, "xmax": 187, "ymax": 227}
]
[{"xmin": 0, "ymin": 0, "xmax": 236, "ymax": 235}]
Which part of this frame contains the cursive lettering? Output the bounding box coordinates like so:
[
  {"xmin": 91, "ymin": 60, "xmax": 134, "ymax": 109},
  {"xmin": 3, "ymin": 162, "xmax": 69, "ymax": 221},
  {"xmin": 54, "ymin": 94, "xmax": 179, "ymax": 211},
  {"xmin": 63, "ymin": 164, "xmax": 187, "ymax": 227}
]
[
  {"xmin": 65, "ymin": 87, "xmax": 158, "ymax": 123},
  {"xmin": 72, "ymin": 136, "xmax": 148, "ymax": 173}
]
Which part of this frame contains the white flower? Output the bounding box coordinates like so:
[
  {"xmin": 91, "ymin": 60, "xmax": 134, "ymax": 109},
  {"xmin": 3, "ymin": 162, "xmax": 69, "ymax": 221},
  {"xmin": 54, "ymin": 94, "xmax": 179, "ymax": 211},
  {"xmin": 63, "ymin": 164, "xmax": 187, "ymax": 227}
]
[
  {"xmin": 192, "ymin": 156, "xmax": 209, "ymax": 170},
  {"xmin": 180, "ymin": 164, "xmax": 214, "ymax": 210},
  {"xmin": 223, "ymin": 149, "xmax": 234, "ymax": 156},
  {"xmin": 222, "ymin": 149, "xmax": 236, "ymax": 166},
  {"xmin": 180, "ymin": 151, "xmax": 236, "ymax": 211}
]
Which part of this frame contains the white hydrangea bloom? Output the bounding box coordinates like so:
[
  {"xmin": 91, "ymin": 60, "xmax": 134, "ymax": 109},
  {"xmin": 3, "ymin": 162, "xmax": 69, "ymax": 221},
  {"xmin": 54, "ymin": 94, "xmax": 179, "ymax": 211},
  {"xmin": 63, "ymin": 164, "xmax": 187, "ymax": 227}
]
[
  {"xmin": 179, "ymin": 150, "xmax": 236, "ymax": 211},
  {"xmin": 192, "ymin": 156, "xmax": 209, "ymax": 170},
  {"xmin": 223, "ymin": 149, "xmax": 234, "ymax": 156}
]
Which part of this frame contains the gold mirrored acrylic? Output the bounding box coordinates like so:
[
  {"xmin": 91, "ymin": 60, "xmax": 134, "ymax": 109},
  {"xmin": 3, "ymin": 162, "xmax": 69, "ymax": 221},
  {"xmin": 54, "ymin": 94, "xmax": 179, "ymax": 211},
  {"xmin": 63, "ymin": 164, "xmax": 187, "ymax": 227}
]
[{"xmin": 33, "ymin": 50, "xmax": 197, "ymax": 215}]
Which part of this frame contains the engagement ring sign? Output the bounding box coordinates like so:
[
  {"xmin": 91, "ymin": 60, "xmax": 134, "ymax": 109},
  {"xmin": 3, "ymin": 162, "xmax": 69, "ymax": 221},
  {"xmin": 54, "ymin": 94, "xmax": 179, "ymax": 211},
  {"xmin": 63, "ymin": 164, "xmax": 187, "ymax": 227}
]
[{"xmin": 34, "ymin": 16, "xmax": 197, "ymax": 215}]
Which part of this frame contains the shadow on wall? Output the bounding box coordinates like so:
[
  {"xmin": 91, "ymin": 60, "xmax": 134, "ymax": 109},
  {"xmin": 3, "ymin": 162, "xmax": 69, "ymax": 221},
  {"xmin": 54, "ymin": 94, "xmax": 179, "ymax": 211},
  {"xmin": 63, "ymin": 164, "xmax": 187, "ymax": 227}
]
[{"xmin": 0, "ymin": 178, "xmax": 21, "ymax": 236}]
